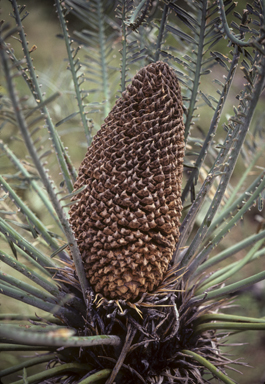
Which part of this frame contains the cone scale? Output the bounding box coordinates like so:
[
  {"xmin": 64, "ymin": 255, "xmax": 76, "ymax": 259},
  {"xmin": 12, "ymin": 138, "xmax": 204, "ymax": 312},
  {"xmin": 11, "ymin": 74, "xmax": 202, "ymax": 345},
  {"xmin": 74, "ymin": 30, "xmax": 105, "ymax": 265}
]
[{"xmin": 69, "ymin": 61, "xmax": 185, "ymax": 301}]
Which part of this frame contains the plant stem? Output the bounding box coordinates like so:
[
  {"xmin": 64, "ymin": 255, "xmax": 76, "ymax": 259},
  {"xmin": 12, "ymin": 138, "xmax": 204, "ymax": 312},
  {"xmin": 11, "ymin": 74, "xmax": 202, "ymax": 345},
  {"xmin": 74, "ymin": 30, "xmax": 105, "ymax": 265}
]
[
  {"xmin": 10, "ymin": 0, "xmax": 75, "ymax": 192},
  {"xmin": 79, "ymin": 369, "xmax": 112, "ymax": 384},
  {"xmin": 106, "ymin": 324, "xmax": 136, "ymax": 384},
  {"xmin": 0, "ymin": 218, "xmax": 57, "ymax": 271},
  {"xmin": 0, "ymin": 324, "xmax": 121, "ymax": 347},
  {"xmin": 194, "ymin": 321, "xmax": 265, "ymax": 335},
  {"xmin": 196, "ymin": 228, "xmax": 265, "ymax": 275},
  {"xmin": 195, "ymin": 313, "xmax": 265, "ymax": 325},
  {"xmin": 0, "ymin": 42, "xmax": 90, "ymax": 303},
  {"xmin": 204, "ymin": 170, "xmax": 265, "ymax": 243},
  {"xmin": 0, "ymin": 174, "xmax": 61, "ymax": 250},
  {"xmin": 182, "ymin": 53, "xmax": 265, "ymax": 270},
  {"xmin": 120, "ymin": 0, "xmax": 128, "ymax": 93},
  {"xmin": 190, "ymin": 173, "xmax": 265, "ymax": 276},
  {"xmin": 10, "ymin": 363, "xmax": 89, "ymax": 384},
  {"xmin": 216, "ymin": 0, "xmax": 265, "ymax": 53},
  {"xmin": 0, "ymin": 282, "xmax": 61, "ymax": 314},
  {"xmin": 154, "ymin": 4, "xmax": 168, "ymax": 62},
  {"xmin": 55, "ymin": 0, "xmax": 92, "ymax": 145},
  {"xmin": 192, "ymin": 270, "xmax": 265, "ymax": 304},
  {"xmin": 0, "ymin": 270, "xmax": 58, "ymax": 304},
  {"xmin": 182, "ymin": 350, "xmax": 236, "ymax": 384},
  {"xmin": 0, "ymin": 344, "xmax": 54, "ymax": 351},
  {"xmin": 184, "ymin": 1, "xmax": 208, "ymax": 140},
  {"xmin": 196, "ymin": 238, "xmax": 264, "ymax": 294},
  {"xmin": 0, "ymin": 140, "xmax": 62, "ymax": 230},
  {"xmin": 96, "ymin": 0, "xmax": 110, "ymax": 117},
  {"xmin": 0, "ymin": 354, "xmax": 54, "ymax": 378},
  {"xmin": 182, "ymin": 47, "xmax": 240, "ymax": 203}
]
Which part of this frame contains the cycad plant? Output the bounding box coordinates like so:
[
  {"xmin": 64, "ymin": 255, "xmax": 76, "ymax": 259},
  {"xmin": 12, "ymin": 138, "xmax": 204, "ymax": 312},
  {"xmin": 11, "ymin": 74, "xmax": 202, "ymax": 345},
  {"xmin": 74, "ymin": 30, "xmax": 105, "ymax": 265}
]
[{"xmin": 1, "ymin": 0, "xmax": 265, "ymax": 383}]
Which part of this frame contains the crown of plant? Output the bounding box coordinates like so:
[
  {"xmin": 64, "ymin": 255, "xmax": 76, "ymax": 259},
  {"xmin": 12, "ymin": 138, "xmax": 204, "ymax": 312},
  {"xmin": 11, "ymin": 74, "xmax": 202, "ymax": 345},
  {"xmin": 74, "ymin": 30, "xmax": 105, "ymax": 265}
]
[{"xmin": 69, "ymin": 61, "xmax": 185, "ymax": 301}]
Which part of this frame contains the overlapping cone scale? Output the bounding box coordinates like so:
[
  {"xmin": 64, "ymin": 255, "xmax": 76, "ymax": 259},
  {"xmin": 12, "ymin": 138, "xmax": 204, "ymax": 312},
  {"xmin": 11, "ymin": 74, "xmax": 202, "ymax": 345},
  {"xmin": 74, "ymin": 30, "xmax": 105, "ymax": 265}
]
[{"xmin": 69, "ymin": 61, "xmax": 185, "ymax": 301}]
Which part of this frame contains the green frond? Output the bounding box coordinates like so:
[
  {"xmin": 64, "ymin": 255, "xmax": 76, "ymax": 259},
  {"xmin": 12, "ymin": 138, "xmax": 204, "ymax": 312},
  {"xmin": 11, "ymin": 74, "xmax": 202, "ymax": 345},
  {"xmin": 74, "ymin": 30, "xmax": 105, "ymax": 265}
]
[
  {"xmin": 10, "ymin": 363, "xmax": 90, "ymax": 384},
  {"xmin": 65, "ymin": 0, "xmax": 115, "ymax": 120},
  {"xmin": 0, "ymin": 249, "xmax": 60, "ymax": 295},
  {"xmin": 0, "ymin": 218, "xmax": 57, "ymax": 271},
  {"xmin": 8, "ymin": 1, "xmax": 76, "ymax": 191},
  {"xmin": 1, "ymin": 39, "xmax": 89, "ymax": 300},
  {"xmin": 0, "ymin": 175, "xmax": 61, "ymax": 249},
  {"xmin": 196, "ymin": 237, "xmax": 264, "ymax": 294},
  {"xmin": 0, "ymin": 324, "xmax": 121, "ymax": 347},
  {"xmin": 0, "ymin": 354, "xmax": 55, "ymax": 380},
  {"xmin": 177, "ymin": 52, "xmax": 265, "ymax": 269},
  {"xmin": 204, "ymin": 170, "xmax": 265, "ymax": 240},
  {"xmin": 116, "ymin": 0, "xmax": 135, "ymax": 92},
  {"xmin": 181, "ymin": 350, "xmax": 236, "ymax": 384},
  {"xmin": 193, "ymin": 269, "xmax": 265, "ymax": 304},
  {"xmin": 197, "ymin": 228, "xmax": 265, "ymax": 276}
]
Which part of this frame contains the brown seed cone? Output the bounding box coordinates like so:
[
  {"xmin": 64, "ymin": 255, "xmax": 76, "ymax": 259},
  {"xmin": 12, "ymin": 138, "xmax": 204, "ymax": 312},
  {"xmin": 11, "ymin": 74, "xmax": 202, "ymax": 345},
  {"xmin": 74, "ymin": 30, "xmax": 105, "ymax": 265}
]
[{"xmin": 69, "ymin": 61, "xmax": 185, "ymax": 301}]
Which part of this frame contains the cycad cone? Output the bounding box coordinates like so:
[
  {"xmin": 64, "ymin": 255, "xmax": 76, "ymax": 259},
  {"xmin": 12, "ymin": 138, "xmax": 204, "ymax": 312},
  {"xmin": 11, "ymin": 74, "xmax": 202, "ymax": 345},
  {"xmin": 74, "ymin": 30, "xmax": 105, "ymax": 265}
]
[{"xmin": 69, "ymin": 61, "xmax": 185, "ymax": 301}]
